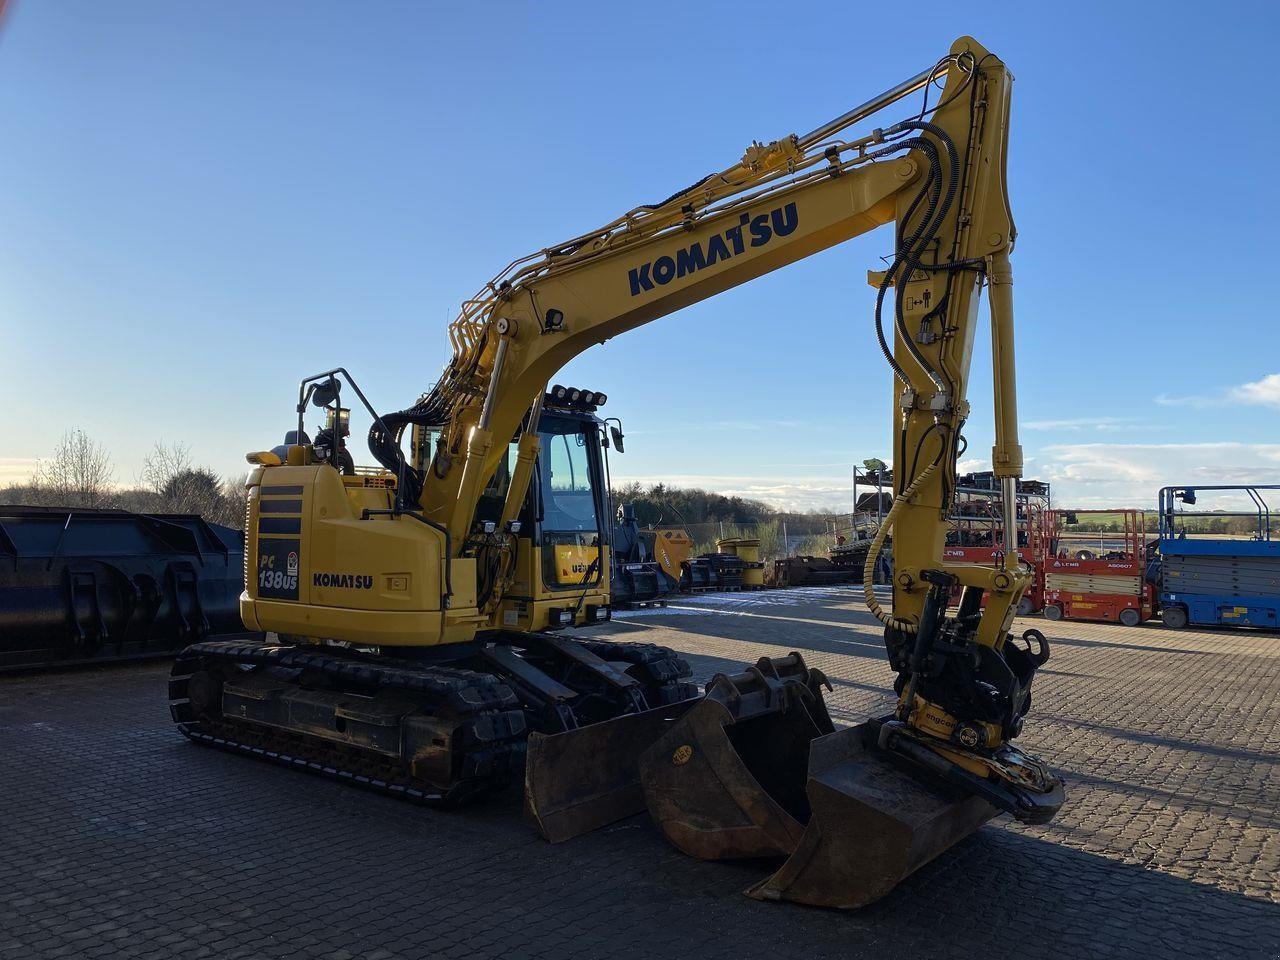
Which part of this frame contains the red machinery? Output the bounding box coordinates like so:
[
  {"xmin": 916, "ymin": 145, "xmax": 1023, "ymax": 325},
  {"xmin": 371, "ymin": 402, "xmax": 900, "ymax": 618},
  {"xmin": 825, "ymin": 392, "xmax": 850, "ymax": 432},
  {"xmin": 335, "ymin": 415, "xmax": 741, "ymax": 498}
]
[
  {"xmin": 944, "ymin": 475, "xmax": 1050, "ymax": 616},
  {"xmin": 1042, "ymin": 508, "xmax": 1156, "ymax": 626}
]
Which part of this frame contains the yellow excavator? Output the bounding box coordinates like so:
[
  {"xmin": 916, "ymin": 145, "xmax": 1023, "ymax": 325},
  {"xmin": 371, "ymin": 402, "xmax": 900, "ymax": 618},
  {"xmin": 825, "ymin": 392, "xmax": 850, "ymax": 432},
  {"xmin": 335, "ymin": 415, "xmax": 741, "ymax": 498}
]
[{"xmin": 170, "ymin": 36, "xmax": 1063, "ymax": 909}]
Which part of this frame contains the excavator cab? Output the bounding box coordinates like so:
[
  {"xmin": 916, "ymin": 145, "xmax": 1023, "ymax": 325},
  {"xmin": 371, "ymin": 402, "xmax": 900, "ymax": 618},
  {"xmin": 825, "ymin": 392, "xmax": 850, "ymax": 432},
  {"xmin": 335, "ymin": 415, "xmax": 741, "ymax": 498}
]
[
  {"xmin": 529, "ymin": 415, "xmax": 605, "ymax": 592},
  {"xmin": 412, "ymin": 385, "xmax": 617, "ymax": 632}
]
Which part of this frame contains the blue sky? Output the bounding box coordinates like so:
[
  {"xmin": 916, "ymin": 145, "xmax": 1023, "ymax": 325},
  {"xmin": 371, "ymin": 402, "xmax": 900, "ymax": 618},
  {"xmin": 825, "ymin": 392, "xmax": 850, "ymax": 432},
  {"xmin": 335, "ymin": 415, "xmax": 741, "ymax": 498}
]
[{"xmin": 2, "ymin": 1, "xmax": 1277, "ymax": 510}]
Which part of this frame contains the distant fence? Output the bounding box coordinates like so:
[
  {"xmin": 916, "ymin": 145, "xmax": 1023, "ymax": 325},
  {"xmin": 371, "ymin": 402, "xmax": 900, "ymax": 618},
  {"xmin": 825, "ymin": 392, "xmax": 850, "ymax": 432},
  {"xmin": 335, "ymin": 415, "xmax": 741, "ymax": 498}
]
[{"xmin": 670, "ymin": 513, "xmax": 883, "ymax": 561}]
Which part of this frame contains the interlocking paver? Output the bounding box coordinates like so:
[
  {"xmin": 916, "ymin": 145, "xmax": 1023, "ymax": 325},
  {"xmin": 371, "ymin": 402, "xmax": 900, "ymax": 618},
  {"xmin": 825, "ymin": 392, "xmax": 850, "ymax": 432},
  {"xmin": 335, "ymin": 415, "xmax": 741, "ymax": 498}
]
[{"xmin": 1, "ymin": 585, "xmax": 1277, "ymax": 959}]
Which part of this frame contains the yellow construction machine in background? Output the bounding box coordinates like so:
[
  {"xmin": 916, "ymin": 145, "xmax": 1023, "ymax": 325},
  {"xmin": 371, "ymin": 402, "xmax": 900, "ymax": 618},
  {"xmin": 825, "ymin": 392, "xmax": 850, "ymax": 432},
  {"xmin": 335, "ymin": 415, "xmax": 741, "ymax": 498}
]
[{"xmin": 647, "ymin": 528, "xmax": 695, "ymax": 589}]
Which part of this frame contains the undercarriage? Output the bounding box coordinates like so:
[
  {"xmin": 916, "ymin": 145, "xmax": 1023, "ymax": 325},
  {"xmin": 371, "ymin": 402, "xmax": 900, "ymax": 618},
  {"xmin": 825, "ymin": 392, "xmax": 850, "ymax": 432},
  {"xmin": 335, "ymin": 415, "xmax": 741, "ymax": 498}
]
[{"xmin": 170, "ymin": 634, "xmax": 698, "ymax": 806}]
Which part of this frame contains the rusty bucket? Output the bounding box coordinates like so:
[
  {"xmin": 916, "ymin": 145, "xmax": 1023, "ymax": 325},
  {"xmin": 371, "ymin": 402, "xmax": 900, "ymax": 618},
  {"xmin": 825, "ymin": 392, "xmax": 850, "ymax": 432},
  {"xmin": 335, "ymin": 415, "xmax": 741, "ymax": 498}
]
[
  {"xmin": 524, "ymin": 697, "xmax": 700, "ymax": 843},
  {"xmin": 746, "ymin": 721, "xmax": 998, "ymax": 908},
  {"xmin": 638, "ymin": 653, "xmax": 835, "ymax": 860},
  {"xmin": 637, "ymin": 653, "xmax": 999, "ymax": 909}
]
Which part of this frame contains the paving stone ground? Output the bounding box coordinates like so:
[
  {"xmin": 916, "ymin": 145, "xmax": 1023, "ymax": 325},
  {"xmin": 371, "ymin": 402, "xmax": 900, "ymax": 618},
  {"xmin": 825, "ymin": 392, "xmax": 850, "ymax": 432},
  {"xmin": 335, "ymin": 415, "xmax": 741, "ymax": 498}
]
[{"xmin": 1, "ymin": 586, "xmax": 1277, "ymax": 960}]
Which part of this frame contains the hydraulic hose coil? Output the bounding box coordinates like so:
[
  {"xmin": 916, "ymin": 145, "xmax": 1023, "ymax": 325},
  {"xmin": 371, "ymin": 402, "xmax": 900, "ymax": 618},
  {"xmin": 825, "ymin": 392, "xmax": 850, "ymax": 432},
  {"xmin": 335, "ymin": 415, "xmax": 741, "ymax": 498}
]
[{"xmin": 862, "ymin": 459, "xmax": 941, "ymax": 634}]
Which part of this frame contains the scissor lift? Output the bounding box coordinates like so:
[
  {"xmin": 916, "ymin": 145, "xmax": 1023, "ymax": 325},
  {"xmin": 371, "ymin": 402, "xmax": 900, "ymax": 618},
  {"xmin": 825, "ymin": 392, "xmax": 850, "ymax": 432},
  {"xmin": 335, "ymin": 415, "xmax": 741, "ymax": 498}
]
[
  {"xmin": 1157, "ymin": 485, "xmax": 1280, "ymax": 629},
  {"xmin": 1043, "ymin": 508, "xmax": 1156, "ymax": 626}
]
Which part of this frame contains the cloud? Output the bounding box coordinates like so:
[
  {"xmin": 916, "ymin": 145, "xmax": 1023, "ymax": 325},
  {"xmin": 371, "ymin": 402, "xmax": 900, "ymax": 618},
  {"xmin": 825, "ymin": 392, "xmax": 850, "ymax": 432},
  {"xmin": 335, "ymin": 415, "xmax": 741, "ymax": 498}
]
[
  {"xmin": 1154, "ymin": 392, "xmax": 1223, "ymax": 409},
  {"xmin": 1229, "ymin": 373, "xmax": 1280, "ymax": 408},
  {"xmin": 615, "ymin": 441, "xmax": 1280, "ymax": 513},
  {"xmin": 1022, "ymin": 416, "xmax": 1142, "ymax": 432},
  {"xmin": 613, "ymin": 472, "xmax": 860, "ymax": 511},
  {"xmin": 1036, "ymin": 441, "xmax": 1280, "ymax": 507},
  {"xmin": 619, "ymin": 458, "xmax": 1000, "ymax": 511},
  {"xmin": 1156, "ymin": 371, "xmax": 1280, "ymax": 410},
  {"xmin": 0, "ymin": 457, "xmax": 39, "ymax": 486}
]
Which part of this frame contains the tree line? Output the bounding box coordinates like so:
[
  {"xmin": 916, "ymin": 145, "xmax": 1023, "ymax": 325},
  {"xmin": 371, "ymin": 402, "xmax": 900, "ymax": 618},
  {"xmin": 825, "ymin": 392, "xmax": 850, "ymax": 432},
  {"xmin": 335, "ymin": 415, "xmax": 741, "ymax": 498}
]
[
  {"xmin": 2, "ymin": 428, "xmax": 247, "ymax": 529},
  {"xmin": 3, "ymin": 439, "xmax": 859, "ymax": 550},
  {"xmin": 1064, "ymin": 514, "xmax": 1267, "ymax": 536},
  {"xmin": 610, "ymin": 481, "xmax": 840, "ymax": 533},
  {"xmin": 610, "ymin": 481, "xmax": 852, "ymax": 559}
]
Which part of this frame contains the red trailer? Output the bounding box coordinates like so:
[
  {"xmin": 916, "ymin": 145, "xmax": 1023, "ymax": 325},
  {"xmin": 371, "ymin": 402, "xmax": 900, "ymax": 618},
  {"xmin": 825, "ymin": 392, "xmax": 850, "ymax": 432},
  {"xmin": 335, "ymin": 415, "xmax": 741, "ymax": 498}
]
[
  {"xmin": 944, "ymin": 476, "xmax": 1050, "ymax": 615},
  {"xmin": 1042, "ymin": 508, "xmax": 1156, "ymax": 626}
]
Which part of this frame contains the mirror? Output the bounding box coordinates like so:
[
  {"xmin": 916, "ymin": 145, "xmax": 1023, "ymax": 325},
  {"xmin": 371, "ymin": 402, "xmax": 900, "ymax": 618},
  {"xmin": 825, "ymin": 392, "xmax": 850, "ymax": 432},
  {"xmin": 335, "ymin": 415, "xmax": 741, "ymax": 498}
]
[
  {"xmin": 311, "ymin": 377, "xmax": 341, "ymax": 408},
  {"xmin": 610, "ymin": 425, "xmax": 625, "ymax": 454}
]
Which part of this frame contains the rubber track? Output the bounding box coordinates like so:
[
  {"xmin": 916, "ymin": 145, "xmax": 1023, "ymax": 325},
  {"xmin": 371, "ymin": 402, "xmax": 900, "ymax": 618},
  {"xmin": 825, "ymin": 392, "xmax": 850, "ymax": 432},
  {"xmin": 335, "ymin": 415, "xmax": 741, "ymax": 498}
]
[
  {"xmin": 572, "ymin": 638, "xmax": 699, "ymax": 704},
  {"xmin": 169, "ymin": 640, "xmax": 527, "ymax": 806}
]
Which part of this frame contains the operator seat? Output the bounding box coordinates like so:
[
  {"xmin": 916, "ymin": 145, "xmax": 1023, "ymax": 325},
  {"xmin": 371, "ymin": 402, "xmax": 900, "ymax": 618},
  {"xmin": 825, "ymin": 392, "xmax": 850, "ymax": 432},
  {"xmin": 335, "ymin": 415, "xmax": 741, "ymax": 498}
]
[{"xmin": 270, "ymin": 430, "xmax": 312, "ymax": 462}]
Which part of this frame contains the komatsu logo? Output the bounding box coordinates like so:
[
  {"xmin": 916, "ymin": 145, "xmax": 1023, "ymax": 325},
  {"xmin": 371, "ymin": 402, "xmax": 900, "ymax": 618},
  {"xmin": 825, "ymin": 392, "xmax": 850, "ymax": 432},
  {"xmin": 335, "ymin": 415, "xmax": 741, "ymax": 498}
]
[
  {"xmin": 313, "ymin": 572, "xmax": 374, "ymax": 590},
  {"xmin": 627, "ymin": 202, "xmax": 799, "ymax": 297}
]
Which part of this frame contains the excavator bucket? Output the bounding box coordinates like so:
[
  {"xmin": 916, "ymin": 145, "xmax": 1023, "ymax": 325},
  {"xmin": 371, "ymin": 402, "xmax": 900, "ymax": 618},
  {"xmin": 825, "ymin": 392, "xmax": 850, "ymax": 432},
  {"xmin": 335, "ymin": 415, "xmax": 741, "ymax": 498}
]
[
  {"xmin": 525, "ymin": 698, "xmax": 700, "ymax": 843},
  {"xmin": 639, "ymin": 653, "xmax": 835, "ymax": 860},
  {"xmin": 637, "ymin": 655, "xmax": 998, "ymax": 909},
  {"xmin": 747, "ymin": 722, "xmax": 998, "ymax": 909}
]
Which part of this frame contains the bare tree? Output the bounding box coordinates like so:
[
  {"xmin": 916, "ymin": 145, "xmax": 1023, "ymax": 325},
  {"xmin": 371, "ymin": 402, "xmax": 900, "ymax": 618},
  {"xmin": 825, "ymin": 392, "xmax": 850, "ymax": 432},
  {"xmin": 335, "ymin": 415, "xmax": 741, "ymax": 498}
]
[
  {"xmin": 14, "ymin": 434, "xmax": 247, "ymax": 528},
  {"xmin": 31, "ymin": 429, "xmax": 116, "ymax": 507},
  {"xmin": 220, "ymin": 475, "xmax": 248, "ymax": 530},
  {"xmin": 141, "ymin": 442, "xmax": 220, "ymax": 514},
  {"xmin": 139, "ymin": 441, "xmax": 247, "ymax": 526},
  {"xmin": 139, "ymin": 441, "xmax": 192, "ymax": 497}
]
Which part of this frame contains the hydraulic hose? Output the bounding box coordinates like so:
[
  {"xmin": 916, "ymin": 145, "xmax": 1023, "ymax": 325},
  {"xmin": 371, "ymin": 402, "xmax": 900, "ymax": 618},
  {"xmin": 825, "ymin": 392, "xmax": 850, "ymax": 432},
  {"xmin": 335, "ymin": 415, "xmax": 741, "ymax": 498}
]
[
  {"xmin": 885, "ymin": 122, "xmax": 960, "ymax": 392},
  {"xmin": 868, "ymin": 135, "xmax": 941, "ymax": 382},
  {"xmin": 862, "ymin": 458, "xmax": 941, "ymax": 635}
]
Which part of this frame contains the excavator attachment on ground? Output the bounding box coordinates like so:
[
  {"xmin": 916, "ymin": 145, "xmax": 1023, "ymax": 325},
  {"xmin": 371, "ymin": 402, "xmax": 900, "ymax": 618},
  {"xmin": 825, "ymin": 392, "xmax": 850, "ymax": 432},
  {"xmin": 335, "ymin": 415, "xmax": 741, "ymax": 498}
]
[
  {"xmin": 632, "ymin": 657, "xmax": 1019, "ymax": 909},
  {"xmin": 746, "ymin": 724, "xmax": 998, "ymax": 908},
  {"xmin": 524, "ymin": 695, "xmax": 698, "ymax": 842},
  {"xmin": 640, "ymin": 654, "xmax": 833, "ymax": 859},
  {"xmin": 523, "ymin": 652, "xmax": 827, "ymax": 847}
]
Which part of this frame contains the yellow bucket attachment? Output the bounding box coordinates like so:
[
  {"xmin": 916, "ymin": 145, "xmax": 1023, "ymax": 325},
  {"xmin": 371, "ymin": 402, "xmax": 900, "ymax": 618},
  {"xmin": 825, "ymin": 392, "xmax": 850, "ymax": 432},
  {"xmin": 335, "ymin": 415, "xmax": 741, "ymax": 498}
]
[
  {"xmin": 639, "ymin": 653, "xmax": 835, "ymax": 860},
  {"xmin": 524, "ymin": 698, "xmax": 699, "ymax": 843},
  {"xmin": 747, "ymin": 722, "xmax": 997, "ymax": 909}
]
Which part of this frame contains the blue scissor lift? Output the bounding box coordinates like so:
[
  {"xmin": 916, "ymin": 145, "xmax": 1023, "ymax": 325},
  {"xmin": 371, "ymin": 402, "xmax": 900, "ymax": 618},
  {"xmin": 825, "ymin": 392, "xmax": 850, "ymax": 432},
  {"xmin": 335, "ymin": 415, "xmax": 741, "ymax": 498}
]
[{"xmin": 1157, "ymin": 485, "xmax": 1280, "ymax": 629}]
